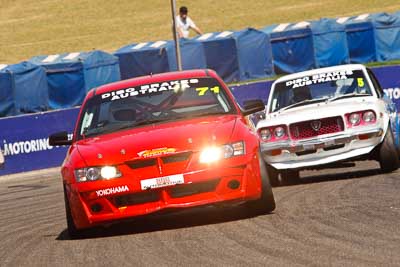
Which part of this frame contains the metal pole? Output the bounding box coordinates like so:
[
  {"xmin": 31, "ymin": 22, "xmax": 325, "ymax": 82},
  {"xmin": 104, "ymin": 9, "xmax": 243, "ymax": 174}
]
[{"xmin": 170, "ymin": 0, "xmax": 182, "ymax": 71}]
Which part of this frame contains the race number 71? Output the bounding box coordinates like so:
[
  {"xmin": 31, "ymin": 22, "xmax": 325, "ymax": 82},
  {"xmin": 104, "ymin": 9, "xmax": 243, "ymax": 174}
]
[{"xmin": 196, "ymin": 86, "xmax": 220, "ymax": 96}]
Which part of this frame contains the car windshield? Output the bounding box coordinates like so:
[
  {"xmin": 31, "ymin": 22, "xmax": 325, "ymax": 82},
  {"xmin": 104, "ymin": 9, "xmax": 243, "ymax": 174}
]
[
  {"xmin": 269, "ymin": 70, "xmax": 373, "ymax": 113},
  {"xmin": 77, "ymin": 77, "xmax": 234, "ymax": 139}
]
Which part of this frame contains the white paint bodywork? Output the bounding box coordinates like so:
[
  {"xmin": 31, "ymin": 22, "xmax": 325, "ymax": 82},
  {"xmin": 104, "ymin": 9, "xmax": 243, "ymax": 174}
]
[{"xmin": 257, "ymin": 64, "xmax": 392, "ymax": 170}]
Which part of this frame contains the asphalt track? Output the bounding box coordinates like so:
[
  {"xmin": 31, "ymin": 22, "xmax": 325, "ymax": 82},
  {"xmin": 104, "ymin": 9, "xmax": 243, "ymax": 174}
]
[{"xmin": 0, "ymin": 161, "xmax": 399, "ymax": 266}]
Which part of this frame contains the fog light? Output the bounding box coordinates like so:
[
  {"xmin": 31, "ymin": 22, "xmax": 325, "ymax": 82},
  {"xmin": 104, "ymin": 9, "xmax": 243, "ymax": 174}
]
[
  {"xmin": 91, "ymin": 203, "xmax": 102, "ymax": 213},
  {"xmin": 228, "ymin": 179, "xmax": 240, "ymax": 189}
]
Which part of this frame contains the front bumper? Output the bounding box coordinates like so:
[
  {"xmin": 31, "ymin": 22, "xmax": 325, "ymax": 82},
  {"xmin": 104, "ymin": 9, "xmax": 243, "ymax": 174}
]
[
  {"xmin": 261, "ymin": 128, "xmax": 384, "ymax": 170},
  {"xmin": 67, "ymin": 156, "xmax": 262, "ymax": 229}
]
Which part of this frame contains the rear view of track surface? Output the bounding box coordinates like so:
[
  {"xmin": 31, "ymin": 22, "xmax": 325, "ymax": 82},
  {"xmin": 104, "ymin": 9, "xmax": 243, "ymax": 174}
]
[{"xmin": 0, "ymin": 161, "xmax": 399, "ymax": 266}]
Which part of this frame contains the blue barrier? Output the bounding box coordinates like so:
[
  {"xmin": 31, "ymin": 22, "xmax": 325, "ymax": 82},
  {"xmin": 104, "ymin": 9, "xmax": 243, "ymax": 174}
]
[
  {"xmin": 0, "ymin": 108, "xmax": 79, "ymax": 175},
  {"xmin": 0, "ymin": 65, "xmax": 399, "ymax": 176},
  {"xmin": 370, "ymin": 65, "xmax": 400, "ymax": 106}
]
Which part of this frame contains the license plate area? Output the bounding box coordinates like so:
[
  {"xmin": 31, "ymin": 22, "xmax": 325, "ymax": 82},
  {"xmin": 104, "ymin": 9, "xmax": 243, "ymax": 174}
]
[{"xmin": 141, "ymin": 174, "xmax": 184, "ymax": 190}]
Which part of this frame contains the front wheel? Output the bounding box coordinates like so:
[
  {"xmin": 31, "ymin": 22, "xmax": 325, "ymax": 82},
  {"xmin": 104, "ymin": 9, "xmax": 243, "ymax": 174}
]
[
  {"xmin": 246, "ymin": 154, "xmax": 276, "ymax": 214},
  {"xmin": 378, "ymin": 126, "xmax": 400, "ymax": 173},
  {"xmin": 64, "ymin": 185, "xmax": 85, "ymax": 239}
]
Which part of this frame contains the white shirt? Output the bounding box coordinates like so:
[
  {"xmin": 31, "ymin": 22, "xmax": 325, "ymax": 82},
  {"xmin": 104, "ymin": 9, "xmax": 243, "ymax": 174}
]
[
  {"xmin": 0, "ymin": 149, "xmax": 4, "ymax": 166},
  {"xmin": 176, "ymin": 15, "xmax": 196, "ymax": 38}
]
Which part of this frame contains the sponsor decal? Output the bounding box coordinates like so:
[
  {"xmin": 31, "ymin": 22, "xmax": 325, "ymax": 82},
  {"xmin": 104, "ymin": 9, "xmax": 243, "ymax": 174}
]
[
  {"xmin": 138, "ymin": 147, "xmax": 176, "ymax": 158},
  {"xmin": 141, "ymin": 174, "xmax": 184, "ymax": 190},
  {"xmin": 286, "ymin": 70, "xmax": 353, "ymax": 89},
  {"xmin": 2, "ymin": 138, "xmax": 53, "ymax": 156},
  {"xmin": 1, "ymin": 134, "xmax": 73, "ymax": 156},
  {"xmin": 384, "ymin": 87, "xmax": 400, "ymax": 100},
  {"xmin": 101, "ymin": 79, "xmax": 199, "ymax": 101},
  {"xmin": 96, "ymin": 185, "xmax": 129, "ymax": 197}
]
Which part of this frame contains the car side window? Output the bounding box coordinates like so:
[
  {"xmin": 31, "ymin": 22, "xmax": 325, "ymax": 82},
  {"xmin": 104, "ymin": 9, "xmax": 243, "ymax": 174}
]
[{"xmin": 367, "ymin": 69, "xmax": 384, "ymax": 98}]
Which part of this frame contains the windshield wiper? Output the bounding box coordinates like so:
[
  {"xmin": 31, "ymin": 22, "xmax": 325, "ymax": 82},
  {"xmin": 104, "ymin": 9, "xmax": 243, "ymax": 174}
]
[
  {"xmin": 280, "ymin": 97, "xmax": 329, "ymax": 112},
  {"xmin": 329, "ymin": 93, "xmax": 371, "ymax": 102},
  {"xmin": 114, "ymin": 118, "xmax": 172, "ymax": 130},
  {"xmin": 84, "ymin": 119, "xmax": 169, "ymax": 137}
]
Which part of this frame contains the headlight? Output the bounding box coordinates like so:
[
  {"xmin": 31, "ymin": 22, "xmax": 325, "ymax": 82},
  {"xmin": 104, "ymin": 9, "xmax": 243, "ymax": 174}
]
[
  {"xmin": 362, "ymin": 111, "xmax": 376, "ymax": 123},
  {"xmin": 349, "ymin": 113, "xmax": 361, "ymax": 126},
  {"xmin": 75, "ymin": 166, "xmax": 121, "ymax": 182},
  {"xmin": 274, "ymin": 126, "xmax": 286, "ymax": 138},
  {"xmin": 199, "ymin": 141, "xmax": 245, "ymax": 164},
  {"xmin": 199, "ymin": 147, "xmax": 222, "ymax": 164},
  {"xmin": 259, "ymin": 129, "xmax": 272, "ymax": 141}
]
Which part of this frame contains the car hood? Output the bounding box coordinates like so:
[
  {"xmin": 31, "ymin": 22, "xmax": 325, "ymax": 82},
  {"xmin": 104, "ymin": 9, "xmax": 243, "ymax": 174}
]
[
  {"xmin": 76, "ymin": 115, "xmax": 238, "ymax": 166},
  {"xmin": 259, "ymin": 96, "xmax": 378, "ymax": 128}
]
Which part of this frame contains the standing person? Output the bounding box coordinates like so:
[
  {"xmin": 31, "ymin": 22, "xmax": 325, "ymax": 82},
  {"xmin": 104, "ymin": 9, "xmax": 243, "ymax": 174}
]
[{"xmin": 176, "ymin": 6, "xmax": 202, "ymax": 38}]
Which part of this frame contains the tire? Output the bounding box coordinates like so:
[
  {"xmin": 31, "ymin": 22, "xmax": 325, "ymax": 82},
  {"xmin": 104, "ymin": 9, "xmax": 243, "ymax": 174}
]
[
  {"xmin": 64, "ymin": 185, "xmax": 84, "ymax": 239},
  {"xmin": 266, "ymin": 164, "xmax": 280, "ymax": 187},
  {"xmin": 280, "ymin": 169, "xmax": 300, "ymax": 185},
  {"xmin": 378, "ymin": 126, "xmax": 400, "ymax": 173},
  {"xmin": 246, "ymin": 154, "xmax": 276, "ymax": 214}
]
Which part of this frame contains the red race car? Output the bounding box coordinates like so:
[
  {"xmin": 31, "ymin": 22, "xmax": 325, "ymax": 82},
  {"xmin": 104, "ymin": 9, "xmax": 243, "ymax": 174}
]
[{"xmin": 50, "ymin": 69, "xmax": 275, "ymax": 238}]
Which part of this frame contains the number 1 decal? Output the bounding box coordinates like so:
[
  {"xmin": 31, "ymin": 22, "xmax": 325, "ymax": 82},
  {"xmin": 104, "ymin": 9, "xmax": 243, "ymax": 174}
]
[{"xmin": 210, "ymin": 86, "xmax": 220, "ymax": 94}]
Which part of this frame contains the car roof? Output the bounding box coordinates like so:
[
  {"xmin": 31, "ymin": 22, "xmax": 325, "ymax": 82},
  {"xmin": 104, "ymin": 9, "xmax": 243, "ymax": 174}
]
[
  {"xmin": 273, "ymin": 64, "xmax": 367, "ymax": 84},
  {"xmin": 93, "ymin": 69, "xmax": 216, "ymax": 96}
]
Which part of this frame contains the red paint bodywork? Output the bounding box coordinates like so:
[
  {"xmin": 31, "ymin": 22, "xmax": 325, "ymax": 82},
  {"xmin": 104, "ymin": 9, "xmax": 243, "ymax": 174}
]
[{"xmin": 61, "ymin": 69, "xmax": 263, "ymax": 229}]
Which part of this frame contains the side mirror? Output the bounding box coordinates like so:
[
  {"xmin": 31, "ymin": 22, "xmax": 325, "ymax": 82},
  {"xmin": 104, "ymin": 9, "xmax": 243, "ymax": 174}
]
[
  {"xmin": 49, "ymin": 131, "xmax": 72, "ymax": 146},
  {"xmin": 241, "ymin": 99, "xmax": 265, "ymax": 116}
]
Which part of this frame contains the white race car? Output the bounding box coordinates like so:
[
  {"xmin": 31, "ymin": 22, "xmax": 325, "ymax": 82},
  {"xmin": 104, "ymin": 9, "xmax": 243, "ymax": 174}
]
[{"xmin": 257, "ymin": 64, "xmax": 400, "ymax": 186}]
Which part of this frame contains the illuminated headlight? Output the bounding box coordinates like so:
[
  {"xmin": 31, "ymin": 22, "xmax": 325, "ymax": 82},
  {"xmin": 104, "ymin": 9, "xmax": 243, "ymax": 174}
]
[
  {"xmin": 349, "ymin": 113, "xmax": 361, "ymax": 126},
  {"xmin": 75, "ymin": 166, "xmax": 121, "ymax": 182},
  {"xmin": 199, "ymin": 141, "xmax": 245, "ymax": 164},
  {"xmin": 260, "ymin": 129, "xmax": 272, "ymax": 141},
  {"xmin": 274, "ymin": 126, "xmax": 286, "ymax": 138},
  {"xmin": 199, "ymin": 147, "xmax": 222, "ymax": 164},
  {"xmin": 363, "ymin": 111, "xmax": 376, "ymax": 123}
]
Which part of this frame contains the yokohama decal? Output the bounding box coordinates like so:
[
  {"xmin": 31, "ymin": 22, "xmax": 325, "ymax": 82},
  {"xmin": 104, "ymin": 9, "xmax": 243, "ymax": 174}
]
[{"xmin": 96, "ymin": 185, "xmax": 129, "ymax": 197}]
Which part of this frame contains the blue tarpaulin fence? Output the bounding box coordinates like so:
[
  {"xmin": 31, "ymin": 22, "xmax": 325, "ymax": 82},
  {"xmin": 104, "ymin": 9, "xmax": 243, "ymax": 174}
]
[
  {"xmin": 30, "ymin": 50, "xmax": 120, "ymax": 109},
  {"xmin": 261, "ymin": 23, "xmax": 316, "ymax": 74},
  {"xmin": 0, "ymin": 62, "xmax": 49, "ymax": 117},
  {"xmin": 308, "ymin": 18, "xmax": 350, "ymax": 67},
  {"xmin": 114, "ymin": 39, "xmax": 207, "ymax": 80},
  {"xmin": 338, "ymin": 16, "xmax": 377, "ymax": 63},
  {"xmin": 195, "ymin": 28, "xmax": 274, "ymax": 82},
  {"xmin": 370, "ymin": 12, "xmax": 400, "ymax": 61}
]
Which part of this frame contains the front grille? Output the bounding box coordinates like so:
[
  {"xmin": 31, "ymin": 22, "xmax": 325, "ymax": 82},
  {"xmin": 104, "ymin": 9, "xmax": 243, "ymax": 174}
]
[
  {"xmin": 162, "ymin": 152, "xmax": 192, "ymax": 164},
  {"xmin": 126, "ymin": 151, "xmax": 192, "ymax": 169},
  {"xmin": 169, "ymin": 179, "xmax": 220, "ymax": 198},
  {"xmin": 290, "ymin": 116, "xmax": 344, "ymax": 140},
  {"xmin": 113, "ymin": 191, "xmax": 160, "ymax": 207}
]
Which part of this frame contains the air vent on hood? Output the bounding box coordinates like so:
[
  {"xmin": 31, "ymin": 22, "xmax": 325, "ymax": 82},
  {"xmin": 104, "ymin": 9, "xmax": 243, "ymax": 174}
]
[
  {"xmin": 161, "ymin": 152, "xmax": 192, "ymax": 164},
  {"xmin": 126, "ymin": 158, "xmax": 157, "ymax": 169}
]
